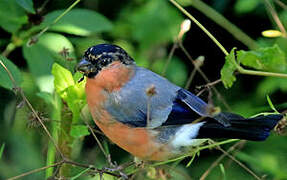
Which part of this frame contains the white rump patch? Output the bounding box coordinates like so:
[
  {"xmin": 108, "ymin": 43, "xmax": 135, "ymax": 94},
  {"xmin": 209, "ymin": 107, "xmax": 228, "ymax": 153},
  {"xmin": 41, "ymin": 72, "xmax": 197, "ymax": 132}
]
[{"xmin": 171, "ymin": 122, "xmax": 205, "ymax": 148}]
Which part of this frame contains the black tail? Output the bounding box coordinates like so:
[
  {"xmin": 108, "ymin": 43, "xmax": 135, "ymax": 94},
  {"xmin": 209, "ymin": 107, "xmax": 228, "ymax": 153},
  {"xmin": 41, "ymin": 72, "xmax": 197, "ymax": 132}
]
[{"xmin": 197, "ymin": 112, "xmax": 282, "ymax": 141}]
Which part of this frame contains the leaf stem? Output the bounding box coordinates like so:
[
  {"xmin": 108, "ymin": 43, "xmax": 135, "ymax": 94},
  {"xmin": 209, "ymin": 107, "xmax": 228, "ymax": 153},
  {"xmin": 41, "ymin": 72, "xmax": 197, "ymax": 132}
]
[
  {"xmin": 169, "ymin": 0, "xmax": 228, "ymax": 56},
  {"xmin": 189, "ymin": 0, "xmax": 258, "ymax": 49},
  {"xmin": 31, "ymin": 0, "xmax": 82, "ymax": 42},
  {"xmin": 1, "ymin": 43, "xmax": 16, "ymax": 57},
  {"xmin": 0, "ymin": 58, "xmax": 65, "ymax": 159},
  {"xmin": 200, "ymin": 140, "xmax": 245, "ymax": 180},
  {"xmin": 238, "ymin": 67, "xmax": 287, "ymax": 78},
  {"xmin": 7, "ymin": 161, "xmax": 64, "ymax": 180},
  {"xmin": 264, "ymin": 0, "xmax": 287, "ymax": 37}
]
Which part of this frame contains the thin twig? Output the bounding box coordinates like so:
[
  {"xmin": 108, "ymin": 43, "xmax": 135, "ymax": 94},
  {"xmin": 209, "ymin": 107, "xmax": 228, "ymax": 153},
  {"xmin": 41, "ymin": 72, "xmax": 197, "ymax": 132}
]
[
  {"xmin": 38, "ymin": 0, "xmax": 51, "ymax": 12},
  {"xmin": 189, "ymin": 0, "xmax": 258, "ymax": 49},
  {"xmin": 178, "ymin": 42, "xmax": 232, "ymax": 111},
  {"xmin": 199, "ymin": 140, "xmax": 245, "ymax": 180},
  {"xmin": 161, "ymin": 43, "xmax": 178, "ymax": 76},
  {"xmin": 80, "ymin": 112, "xmax": 108, "ymax": 159},
  {"xmin": 7, "ymin": 161, "xmax": 64, "ymax": 180},
  {"xmin": 0, "ymin": 59, "xmax": 65, "ymax": 159},
  {"xmin": 64, "ymin": 160, "xmax": 122, "ymax": 178},
  {"xmin": 169, "ymin": 0, "xmax": 228, "ymax": 56},
  {"xmin": 171, "ymin": 0, "xmax": 287, "ymax": 80},
  {"xmin": 197, "ymin": 79, "xmax": 222, "ymax": 90},
  {"xmin": 30, "ymin": 0, "xmax": 81, "ymax": 43},
  {"xmin": 7, "ymin": 159, "xmax": 123, "ymax": 180},
  {"xmin": 264, "ymin": 0, "xmax": 287, "ymax": 37},
  {"xmin": 274, "ymin": 0, "xmax": 287, "ymax": 10},
  {"xmin": 185, "ymin": 56, "xmax": 205, "ymax": 89},
  {"xmin": 216, "ymin": 145, "xmax": 261, "ymax": 180},
  {"xmin": 184, "ymin": 68, "xmax": 197, "ymax": 89}
]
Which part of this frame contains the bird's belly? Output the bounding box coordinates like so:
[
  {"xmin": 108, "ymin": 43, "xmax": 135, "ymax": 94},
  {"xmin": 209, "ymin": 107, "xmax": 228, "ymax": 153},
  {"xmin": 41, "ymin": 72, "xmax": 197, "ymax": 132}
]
[{"xmin": 91, "ymin": 109, "xmax": 172, "ymax": 161}]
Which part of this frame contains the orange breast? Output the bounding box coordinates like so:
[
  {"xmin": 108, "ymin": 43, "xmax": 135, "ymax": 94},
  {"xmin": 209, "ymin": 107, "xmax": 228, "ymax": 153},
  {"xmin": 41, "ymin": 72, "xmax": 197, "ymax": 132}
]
[{"xmin": 85, "ymin": 62, "xmax": 172, "ymax": 161}]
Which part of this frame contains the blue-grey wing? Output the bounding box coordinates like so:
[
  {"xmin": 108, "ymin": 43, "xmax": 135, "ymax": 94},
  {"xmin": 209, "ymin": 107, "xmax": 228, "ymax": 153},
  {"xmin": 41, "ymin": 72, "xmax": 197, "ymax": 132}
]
[
  {"xmin": 104, "ymin": 66, "xmax": 225, "ymax": 128},
  {"xmin": 104, "ymin": 66, "xmax": 180, "ymax": 127}
]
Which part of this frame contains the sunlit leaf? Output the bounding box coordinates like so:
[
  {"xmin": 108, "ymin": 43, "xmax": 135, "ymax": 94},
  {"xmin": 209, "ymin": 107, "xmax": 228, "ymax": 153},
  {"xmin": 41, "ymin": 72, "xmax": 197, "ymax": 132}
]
[
  {"xmin": 66, "ymin": 86, "xmax": 85, "ymax": 123},
  {"xmin": 0, "ymin": 0, "xmax": 27, "ymax": 33},
  {"xmin": 0, "ymin": 55, "xmax": 22, "ymax": 90},
  {"xmin": 237, "ymin": 44, "xmax": 287, "ymax": 72},
  {"xmin": 16, "ymin": 0, "xmax": 35, "ymax": 14},
  {"xmin": 220, "ymin": 48, "xmax": 237, "ymax": 88},
  {"xmin": 52, "ymin": 63, "xmax": 86, "ymax": 123},
  {"xmin": 41, "ymin": 9, "xmax": 113, "ymax": 36},
  {"xmin": 51, "ymin": 63, "xmax": 74, "ymax": 97},
  {"xmin": 70, "ymin": 125, "xmax": 90, "ymax": 138}
]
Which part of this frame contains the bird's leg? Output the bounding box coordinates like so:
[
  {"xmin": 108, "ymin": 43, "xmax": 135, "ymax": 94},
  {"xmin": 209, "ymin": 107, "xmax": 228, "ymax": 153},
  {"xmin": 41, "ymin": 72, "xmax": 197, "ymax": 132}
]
[
  {"xmin": 101, "ymin": 155, "xmax": 130, "ymax": 179},
  {"xmin": 134, "ymin": 157, "xmax": 145, "ymax": 168}
]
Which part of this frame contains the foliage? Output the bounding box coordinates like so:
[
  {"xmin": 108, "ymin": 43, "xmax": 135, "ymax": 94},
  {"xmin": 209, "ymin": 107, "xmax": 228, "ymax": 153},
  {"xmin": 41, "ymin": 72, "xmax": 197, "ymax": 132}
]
[
  {"xmin": 0, "ymin": 55, "xmax": 22, "ymax": 90},
  {"xmin": 0, "ymin": 0, "xmax": 286, "ymax": 179}
]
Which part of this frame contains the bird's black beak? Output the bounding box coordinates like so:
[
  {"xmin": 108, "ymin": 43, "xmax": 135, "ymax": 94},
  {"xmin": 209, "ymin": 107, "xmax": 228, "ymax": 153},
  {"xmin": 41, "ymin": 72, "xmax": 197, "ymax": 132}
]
[{"xmin": 76, "ymin": 58, "xmax": 93, "ymax": 75}]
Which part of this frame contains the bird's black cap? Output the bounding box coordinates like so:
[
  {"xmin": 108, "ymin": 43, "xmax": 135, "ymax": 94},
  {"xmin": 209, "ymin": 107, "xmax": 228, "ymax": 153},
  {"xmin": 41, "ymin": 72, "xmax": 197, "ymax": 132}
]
[{"xmin": 76, "ymin": 44, "xmax": 135, "ymax": 78}]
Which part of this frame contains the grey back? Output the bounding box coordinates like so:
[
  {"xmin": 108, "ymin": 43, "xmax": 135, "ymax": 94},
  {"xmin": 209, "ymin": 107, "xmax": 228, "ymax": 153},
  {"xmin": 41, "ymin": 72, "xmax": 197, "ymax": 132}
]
[{"xmin": 104, "ymin": 66, "xmax": 180, "ymax": 128}]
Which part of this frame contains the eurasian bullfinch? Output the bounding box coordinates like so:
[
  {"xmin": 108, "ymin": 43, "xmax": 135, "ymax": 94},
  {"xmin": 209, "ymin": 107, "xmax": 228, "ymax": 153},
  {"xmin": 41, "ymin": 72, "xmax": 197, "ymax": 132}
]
[{"xmin": 76, "ymin": 44, "xmax": 282, "ymax": 161}]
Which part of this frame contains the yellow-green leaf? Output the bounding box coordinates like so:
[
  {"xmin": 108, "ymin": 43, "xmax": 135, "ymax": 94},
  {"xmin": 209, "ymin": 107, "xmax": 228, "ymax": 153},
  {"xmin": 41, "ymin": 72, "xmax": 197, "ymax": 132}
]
[
  {"xmin": 237, "ymin": 44, "xmax": 286, "ymax": 72},
  {"xmin": 220, "ymin": 48, "xmax": 237, "ymax": 88},
  {"xmin": 51, "ymin": 63, "xmax": 74, "ymax": 98},
  {"xmin": 70, "ymin": 125, "xmax": 90, "ymax": 138}
]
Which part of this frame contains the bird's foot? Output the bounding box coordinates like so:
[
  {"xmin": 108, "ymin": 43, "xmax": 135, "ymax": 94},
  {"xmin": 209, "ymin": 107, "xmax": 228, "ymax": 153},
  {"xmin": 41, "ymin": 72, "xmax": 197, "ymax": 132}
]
[{"xmin": 102, "ymin": 155, "xmax": 129, "ymax": 179}]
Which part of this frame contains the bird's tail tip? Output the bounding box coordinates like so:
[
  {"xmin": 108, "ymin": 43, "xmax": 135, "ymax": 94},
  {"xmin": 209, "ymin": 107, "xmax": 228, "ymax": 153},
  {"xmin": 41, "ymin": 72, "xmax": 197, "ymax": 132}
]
[{"xmin": 197, "ymin": 113, "xmax": 283, "ymax": 141}]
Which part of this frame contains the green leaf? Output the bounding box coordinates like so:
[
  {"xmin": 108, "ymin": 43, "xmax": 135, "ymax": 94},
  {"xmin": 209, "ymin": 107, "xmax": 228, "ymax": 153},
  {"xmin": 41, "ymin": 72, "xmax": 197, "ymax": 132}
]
[
  {"xmin": 52, "ymin": 63, "xmax": 86, "ymax": 123},
  {"xmin": 70, "ymin": 167, "xmax": 92, "ymax": 180},
  {"xmin": 266, "ymin": 95, "xmax": 279, "ymax": 113},
  {"xmin": 0, "ymin": 0, "xmax": 28, "ymax": 33},
  {"xmin": 16, "ymin": 0, "xmax": 35, "ymax": 14},
  {"xmin": 221, "ymin": 48, "xmax": 237, "ymax": 88},
  {"xmin": 234, "ymin": 0, "xmax": 260, "ymax": 14},
  {"xmin": 186, "ymin": 153, "xmax": 196, "ymax": 167},
  {"xmin": 237, "ymin": 44, "xmax": 287, "ymax": 72},
  {"xmin": 70, "ymin": 125, "xmax": 90, "ymax": 138},
  {"xmin": 23, "ymin": 33, "xmax": 76, "ymax": 93},
  {"xmin": 0, "ymin": 143, "xmax": 5, "ymax": 160},
  {"xmin": 51, "ymin": 63, "xmax": 75, "ymax": 97},
  {"xmin": 41, "ymin": 9, "xmax": 113, "ymax": 36},
  {"xmin": 176, "ymin": 0, "xmax": 193, "ymax": 6},
  {"xmin": 257, "ymin": 77, "xmax": 287, "ymax": 96},
  {"xmin": 0, "ymin": 55, "xmax": 22, "ymax": 90},
  {"xmin": 129, "ymin": 0, "xmax": 183, "ymax": 49},
  {"xmin": 37, "ymin": 92, "xmax": 55, "ymax": 106},
  {"xmin": 219, "ymin": 164, "xmax": 226, "ymax": 180}
]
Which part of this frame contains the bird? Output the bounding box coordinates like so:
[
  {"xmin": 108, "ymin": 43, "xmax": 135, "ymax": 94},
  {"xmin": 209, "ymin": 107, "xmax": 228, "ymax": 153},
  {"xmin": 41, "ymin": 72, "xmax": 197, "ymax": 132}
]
[{"xmin": 76, "ymin": 44, "xmax": 282, "ymax": 161}]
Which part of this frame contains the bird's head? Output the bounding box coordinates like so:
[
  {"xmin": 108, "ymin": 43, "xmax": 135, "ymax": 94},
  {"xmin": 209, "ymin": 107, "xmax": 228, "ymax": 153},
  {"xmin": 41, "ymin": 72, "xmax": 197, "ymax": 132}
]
[{"xmin": 76, "ymin": 44, "xmax": 135, "ymax": 78}]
